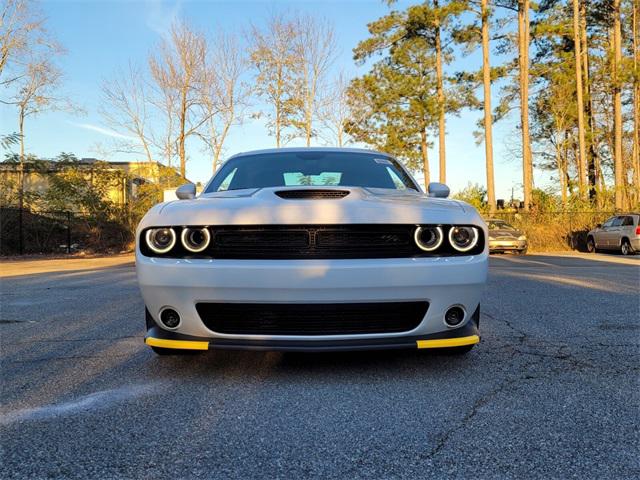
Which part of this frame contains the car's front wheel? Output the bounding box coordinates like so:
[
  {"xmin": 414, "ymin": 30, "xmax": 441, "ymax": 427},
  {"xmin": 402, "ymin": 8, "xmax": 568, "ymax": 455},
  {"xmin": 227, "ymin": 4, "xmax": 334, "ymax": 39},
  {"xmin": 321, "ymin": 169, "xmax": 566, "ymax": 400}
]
[
  {"xmin": 621, "ymin": 239, "xmax": 634, "ymax": 256},
  {"xmin": 586, "ymin": 237, "xmax": 597, "ymax": 253}
]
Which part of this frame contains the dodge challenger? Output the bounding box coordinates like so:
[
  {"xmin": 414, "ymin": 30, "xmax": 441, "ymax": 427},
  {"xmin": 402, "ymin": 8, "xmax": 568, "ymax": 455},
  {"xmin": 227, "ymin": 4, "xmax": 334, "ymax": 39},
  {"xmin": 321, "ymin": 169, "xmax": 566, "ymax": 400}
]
[{"xmin": 136, "ymin": 148, "xmax": 488, "ymax": 355}]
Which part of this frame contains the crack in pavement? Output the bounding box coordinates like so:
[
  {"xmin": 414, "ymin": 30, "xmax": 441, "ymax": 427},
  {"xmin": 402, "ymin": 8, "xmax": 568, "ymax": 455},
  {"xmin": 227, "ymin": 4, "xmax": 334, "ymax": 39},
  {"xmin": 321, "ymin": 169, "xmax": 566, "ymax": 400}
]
[
  {"xmin": 422, "ymin": 357, "xmax": 546, "ymax": 462},
  {"xmin": 421, "ymin": 312, "xmax": 639, "ymax": 461}
]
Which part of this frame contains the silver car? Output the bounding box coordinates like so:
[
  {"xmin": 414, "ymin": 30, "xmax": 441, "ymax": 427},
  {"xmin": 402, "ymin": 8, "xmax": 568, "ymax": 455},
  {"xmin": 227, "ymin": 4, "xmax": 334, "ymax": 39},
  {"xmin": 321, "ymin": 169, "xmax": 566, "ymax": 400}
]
[
  {"xmin": 587, "ymin": 214, "xmax": 640, "ymax": 255},
  {"xmin": 486, "ymin": 219, "xmax": 528, "ymax": 255}
]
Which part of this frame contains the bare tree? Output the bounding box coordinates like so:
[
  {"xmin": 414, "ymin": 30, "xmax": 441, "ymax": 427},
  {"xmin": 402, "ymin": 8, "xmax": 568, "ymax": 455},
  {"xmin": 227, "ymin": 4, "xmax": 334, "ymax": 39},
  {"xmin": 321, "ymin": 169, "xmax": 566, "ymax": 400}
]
[
  {"xmin": 292, "ymin": 15, "xmax": 337, "ymax": 146},
  {"xmin": 100, "ymin": 62, "xmax": 154, "ymax": 163},
  {"xmin": 148, "ymin": 77, "xmax": 178, "ymax": 169},
  {"xmin": 0, "ymin": 0, "xmax": 46, "ymax": 85},
  {"xmin": 149, "ymin": 21, "xmax": 207, "ymax": 178},
  {"xmin": 198, "ymin": 32, "xmax": 251, "ymax": 173},
  {"xmin": 2, "ymin": 53, "xmax": 73, "ymax": 214},
  {"xmin": 5, "ymin": 56, "xmax": 71, "ymax": 160},
  {"xmin": 249, "ymin": 14, "xmax": 299, "ymax": 147},
  {"xmin": 318, "ymin": 71, "xmax": 359, "ymax": 147}
]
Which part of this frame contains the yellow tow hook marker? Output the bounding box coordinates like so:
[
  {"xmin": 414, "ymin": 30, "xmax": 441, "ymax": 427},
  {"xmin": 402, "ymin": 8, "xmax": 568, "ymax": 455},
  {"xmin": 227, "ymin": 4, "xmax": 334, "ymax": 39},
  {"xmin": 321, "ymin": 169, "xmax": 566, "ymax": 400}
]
[
  {"xmin": 145, "ymin": 337, "xmax": 209, "ymax": 350},
  {"xmin": 416, "ymin": 335, "xmax": 480, "ymax": 349}
]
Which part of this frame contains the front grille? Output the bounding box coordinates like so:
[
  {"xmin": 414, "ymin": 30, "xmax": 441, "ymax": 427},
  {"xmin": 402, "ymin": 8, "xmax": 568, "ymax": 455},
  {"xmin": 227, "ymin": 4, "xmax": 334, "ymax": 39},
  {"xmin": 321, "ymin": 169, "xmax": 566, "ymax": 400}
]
[
  {"xmin": 275, "ymin": 189, "xmax": 350, "ymax": 199},
  {"xmin": 196, "ymin": 302, "xmax": 429, "ymax": 335},
  {"xmin": 210, "ymin": 225, "xmax": 413, "ymax": 259}
]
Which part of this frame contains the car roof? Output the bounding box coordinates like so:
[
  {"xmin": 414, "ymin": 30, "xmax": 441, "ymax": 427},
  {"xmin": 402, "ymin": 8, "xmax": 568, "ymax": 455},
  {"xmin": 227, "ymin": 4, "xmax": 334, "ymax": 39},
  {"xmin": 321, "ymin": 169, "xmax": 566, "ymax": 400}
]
[{"xmin": 227, "ymin": 147, "xmax": 392, "ymax": 160}]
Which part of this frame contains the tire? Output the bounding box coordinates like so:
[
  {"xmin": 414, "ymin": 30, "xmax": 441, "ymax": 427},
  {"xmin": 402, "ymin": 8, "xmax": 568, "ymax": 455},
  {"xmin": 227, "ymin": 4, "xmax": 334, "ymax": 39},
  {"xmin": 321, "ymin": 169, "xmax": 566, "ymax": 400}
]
[
  {"xmin": 151, "ymin": 346, "xmax": 203, "ymax": 356},
  {"xmin": 586, "ymin": 237, "xmax": 596, "ymax": 253},
  {"xmin": 515, "ymin": 248, "xmax": 527, "ymax": 255},
  {"xmin": 621, "ymin": 239, "xmax": 633, "ymax": 256}
]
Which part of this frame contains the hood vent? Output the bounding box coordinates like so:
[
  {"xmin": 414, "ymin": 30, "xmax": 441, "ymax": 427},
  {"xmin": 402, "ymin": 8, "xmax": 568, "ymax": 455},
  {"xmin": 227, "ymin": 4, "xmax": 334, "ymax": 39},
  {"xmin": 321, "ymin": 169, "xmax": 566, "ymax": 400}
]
[{"xmin": 275, "ymin": 189, "xmax": 350, "ymax": 200}]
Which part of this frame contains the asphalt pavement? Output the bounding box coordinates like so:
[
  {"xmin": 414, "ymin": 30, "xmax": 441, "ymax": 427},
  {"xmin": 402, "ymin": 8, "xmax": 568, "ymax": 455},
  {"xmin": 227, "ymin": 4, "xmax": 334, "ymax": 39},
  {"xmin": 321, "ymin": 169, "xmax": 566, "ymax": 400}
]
[{"xmin": 1, "ymin": 253, "xmax": 639, "ymax": 479}]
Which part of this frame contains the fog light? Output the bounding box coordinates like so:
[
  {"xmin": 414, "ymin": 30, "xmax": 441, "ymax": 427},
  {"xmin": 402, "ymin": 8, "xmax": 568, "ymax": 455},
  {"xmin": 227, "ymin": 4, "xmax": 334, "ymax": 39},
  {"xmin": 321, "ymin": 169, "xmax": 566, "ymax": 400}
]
[
  {"xmin": 160, "ymin": 308, "xmax": 180, "ymax": 329},
  {"xmin": 444, "ymin": 306, "xmax": 465, "ymax": 327}
]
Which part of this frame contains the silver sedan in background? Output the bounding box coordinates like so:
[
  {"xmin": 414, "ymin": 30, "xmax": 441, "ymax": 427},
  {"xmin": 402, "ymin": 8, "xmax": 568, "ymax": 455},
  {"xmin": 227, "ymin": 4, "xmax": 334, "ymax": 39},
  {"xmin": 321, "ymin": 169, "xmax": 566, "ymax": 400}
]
[
  {"xmin": 587, "ymin": 214, "xmax": 640, "ymax": 255},
  {"xmin": 486, "ymin": 219, "xmax": 528, "ymax": 255}
]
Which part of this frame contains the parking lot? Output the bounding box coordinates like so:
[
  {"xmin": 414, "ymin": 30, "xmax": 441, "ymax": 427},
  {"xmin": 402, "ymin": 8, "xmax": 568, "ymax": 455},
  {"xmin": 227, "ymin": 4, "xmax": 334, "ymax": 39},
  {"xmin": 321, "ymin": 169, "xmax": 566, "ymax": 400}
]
[{"xmin": 1, "ymin": 253, "xmax": 639, "ymax": 479}]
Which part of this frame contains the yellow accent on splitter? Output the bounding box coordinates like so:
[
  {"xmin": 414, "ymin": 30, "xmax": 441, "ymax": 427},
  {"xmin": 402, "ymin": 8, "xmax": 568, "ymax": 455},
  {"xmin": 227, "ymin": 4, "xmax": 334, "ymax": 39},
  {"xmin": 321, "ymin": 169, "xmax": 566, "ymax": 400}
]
[
  {"xmin": 416, "ymin": 335, "xmax": 480, "ymax": 349},
  {"xmin": 145, "ymin": 337, "xmax": 209, "ymax": 350}
]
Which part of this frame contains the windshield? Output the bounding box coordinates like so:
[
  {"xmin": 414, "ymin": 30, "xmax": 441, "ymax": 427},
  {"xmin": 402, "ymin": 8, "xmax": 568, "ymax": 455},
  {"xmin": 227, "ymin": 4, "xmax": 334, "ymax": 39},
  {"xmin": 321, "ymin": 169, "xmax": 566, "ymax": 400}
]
[
  {"xmin": 488, "ymin": 220, "xmax": 516, "ymax": 231},
  {"xmin": 205, "ymin": 151, "xmax": 418, "ymax": 193}
]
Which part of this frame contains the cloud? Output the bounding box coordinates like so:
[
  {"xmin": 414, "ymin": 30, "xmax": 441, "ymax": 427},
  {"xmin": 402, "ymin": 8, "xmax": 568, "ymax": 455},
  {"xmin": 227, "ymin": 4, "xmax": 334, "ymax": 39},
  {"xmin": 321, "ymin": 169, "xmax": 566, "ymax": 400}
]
[
  {"xmin": 145, "ymin": 0, "xmax": 182, "ymax": 38},
  {"xmin": 70, "ymin": 122, "xmax": 137, "ymax": 141}
]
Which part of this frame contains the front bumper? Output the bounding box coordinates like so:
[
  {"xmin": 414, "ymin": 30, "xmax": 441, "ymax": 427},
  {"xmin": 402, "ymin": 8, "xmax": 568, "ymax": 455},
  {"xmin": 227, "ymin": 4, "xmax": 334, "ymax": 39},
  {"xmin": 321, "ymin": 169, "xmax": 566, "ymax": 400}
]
[
  {"xmin": 489, "ymin": 239, "xmax": 527, "ymax": 252},
  {"xmin": 137, "ymin": 253, "xmax": 487, "ymax": 349},
  {"xmin": 144, "ymin": 307, "xmax": 481, "ymax": 352}
]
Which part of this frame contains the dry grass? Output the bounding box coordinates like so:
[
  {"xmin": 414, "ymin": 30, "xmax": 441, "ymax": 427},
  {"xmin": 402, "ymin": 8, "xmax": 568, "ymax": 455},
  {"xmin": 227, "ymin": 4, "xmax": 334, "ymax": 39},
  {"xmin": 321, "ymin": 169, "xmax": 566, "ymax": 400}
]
[{"xmin": 488, "ymin": 211, "xmax": 614, "ymax": 252}]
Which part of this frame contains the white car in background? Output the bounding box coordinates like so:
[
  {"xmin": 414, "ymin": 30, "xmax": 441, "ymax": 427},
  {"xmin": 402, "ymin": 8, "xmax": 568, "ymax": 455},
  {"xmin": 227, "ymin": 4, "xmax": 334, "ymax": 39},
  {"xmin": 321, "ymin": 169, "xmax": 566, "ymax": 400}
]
[
  {"xmin": 587, "ymin": 214, "xmax": 640, "ymax": 255},
  {"xmin": 136, "ymin": 148, "xmax": 488, "ymax": 356}
]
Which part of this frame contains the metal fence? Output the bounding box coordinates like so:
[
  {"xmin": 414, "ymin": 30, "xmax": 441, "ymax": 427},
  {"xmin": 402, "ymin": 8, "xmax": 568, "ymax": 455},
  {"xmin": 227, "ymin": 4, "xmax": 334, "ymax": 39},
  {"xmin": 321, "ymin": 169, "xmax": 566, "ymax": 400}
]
[{"xmin": 0, "ymin": 208, "xmax": 132, "ymax": 256}]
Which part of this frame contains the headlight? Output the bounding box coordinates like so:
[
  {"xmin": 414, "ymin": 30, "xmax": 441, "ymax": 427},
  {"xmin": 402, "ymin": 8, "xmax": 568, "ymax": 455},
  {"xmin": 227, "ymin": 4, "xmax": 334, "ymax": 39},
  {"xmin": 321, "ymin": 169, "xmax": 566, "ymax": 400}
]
[
  {"xmin": 414, "ymin": 226, "xmax": 444, "ymax": 252},
  {"xmin": 518, "ymin": 235, "xmax": 527, "ymax": 241},
  {"xmin": 181, "ymin": 227, "xmax": 211, "ymax": 253},
  {"xmin": 448, "ymin": 226, "xmax": 479, "ymax": 252},
  {"xmin": 145, "ymin": 227, "xmax": 176, "ymax": 254}
]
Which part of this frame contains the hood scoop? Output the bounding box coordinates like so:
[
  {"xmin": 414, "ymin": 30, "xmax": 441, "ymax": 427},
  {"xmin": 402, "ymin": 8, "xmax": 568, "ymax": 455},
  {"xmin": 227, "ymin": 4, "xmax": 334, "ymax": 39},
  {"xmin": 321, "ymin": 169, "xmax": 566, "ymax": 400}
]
[{"xmin": 275, "ymin": 189, "xmax": 350, "ymax": 200}]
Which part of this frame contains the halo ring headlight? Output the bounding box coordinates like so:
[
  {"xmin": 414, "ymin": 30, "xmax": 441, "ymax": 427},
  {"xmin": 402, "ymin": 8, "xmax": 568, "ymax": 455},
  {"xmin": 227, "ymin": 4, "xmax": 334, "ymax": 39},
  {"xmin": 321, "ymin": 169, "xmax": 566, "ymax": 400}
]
[
  {"xmin": 414, "ymin": 226, "xmax": 444, "ymax": 252},
  {"xmin": 181, "ymin": 227, "xmax": 211, "ymax": 253},
  {"xmin": 448, "ymin": 226, "xmax": 479, "ymax": 252},
  {"xmin": 145, "ymin": 228, "xmax": 176, "ymax": 254}
]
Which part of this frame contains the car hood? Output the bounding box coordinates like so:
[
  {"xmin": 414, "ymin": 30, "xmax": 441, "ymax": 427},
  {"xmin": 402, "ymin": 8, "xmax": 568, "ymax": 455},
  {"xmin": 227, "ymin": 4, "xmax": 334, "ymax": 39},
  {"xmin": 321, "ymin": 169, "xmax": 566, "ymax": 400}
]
[
  {"xmin": 488, "ymin": 228, "xmax": 524, "ymax": 239},
  {"xmin": 139, "ymin": 186, "xmax": 484, "ymax": 229}
]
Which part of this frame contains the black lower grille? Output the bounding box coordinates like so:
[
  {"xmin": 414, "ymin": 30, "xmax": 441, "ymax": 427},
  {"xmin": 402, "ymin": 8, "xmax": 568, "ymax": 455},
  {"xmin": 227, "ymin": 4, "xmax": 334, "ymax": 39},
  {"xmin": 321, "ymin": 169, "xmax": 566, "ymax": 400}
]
[{"xmin": 196, "ymin": 302, "xmax": 429, "ymax": 335}]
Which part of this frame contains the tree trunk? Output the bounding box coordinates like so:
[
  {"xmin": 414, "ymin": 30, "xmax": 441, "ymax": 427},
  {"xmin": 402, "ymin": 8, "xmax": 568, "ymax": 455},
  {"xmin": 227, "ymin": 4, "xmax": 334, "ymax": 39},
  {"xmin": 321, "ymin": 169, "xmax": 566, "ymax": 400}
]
[
  {"xmin": 572, "ymin": 0, "xmax": 588, "ymax": 202},
  {"xmin": 421, "ymin": 129, "xmax": 430, "ymax": 187},
  {"xmin": 305, "ymin": 87, "xmax": 313, "ymax": 147},
  {"xmin": 612, "ymin": 0, "xmax": 623, "ymax": 210},
  {"xmin": 633, "ymin": 0, "xmax": 640, "ymax": 204},
  {"xmin": 435, "ymin": 0, "xmax": 446, "ymax": 184},
  {"xmin": 178, "ymin": 133, "xmax": 186, "ymax": 179},
  {"xmin": 275, "ymin": 67, "xmax": 282, "ymax": 148},
  {"xmin": 556, "ymin": 145, "xmax": 567, "ymax": 208},
  {"xmin": 580, "ymin": 0, "xmax": 598, "ymax": 202},
  {"xmin": 518, "ymin": 0, "xmax": 533, "ymax": 211},
  {"xmin": 18, "ymin": 107, "xmax": 25, "ymax": 212},
  {"xmin": 178, "ymin": 87, "xmax": 188, "ymax": 178},
  {"xmin": 481, "ymin": 0, "xmax": 496, "ymax": 213}
]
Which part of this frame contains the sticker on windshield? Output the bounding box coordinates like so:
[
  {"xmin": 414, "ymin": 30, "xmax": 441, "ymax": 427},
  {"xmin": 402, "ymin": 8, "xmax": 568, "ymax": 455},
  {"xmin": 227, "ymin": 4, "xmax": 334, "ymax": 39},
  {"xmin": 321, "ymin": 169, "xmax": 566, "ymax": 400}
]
[{"xmin": 374, "ymin": 158, "xmax": 392, "ymax": 165}]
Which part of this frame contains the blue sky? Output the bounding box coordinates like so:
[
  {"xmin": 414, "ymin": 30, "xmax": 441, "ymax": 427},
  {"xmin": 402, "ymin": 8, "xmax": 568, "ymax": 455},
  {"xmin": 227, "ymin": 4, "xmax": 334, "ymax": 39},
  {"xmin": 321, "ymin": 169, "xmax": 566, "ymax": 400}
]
[{"xmin": 1, "ymin": 0, "xmax": 539, "ymax": 200}]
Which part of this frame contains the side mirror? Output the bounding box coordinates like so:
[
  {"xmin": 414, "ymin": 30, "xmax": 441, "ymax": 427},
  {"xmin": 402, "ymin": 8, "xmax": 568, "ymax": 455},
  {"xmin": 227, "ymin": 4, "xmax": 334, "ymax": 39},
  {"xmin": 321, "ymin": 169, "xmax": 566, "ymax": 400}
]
[
  {"xmin": 596, "ymin": 223, "xmax": 602, "ymax": 229},
  {"xmin": 176, "ymin": 183, "xmax": 196, "ymax": 200},
  {"xmin": 427, "ymin": 182, "xmax": 450, "ymax": 198}
]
